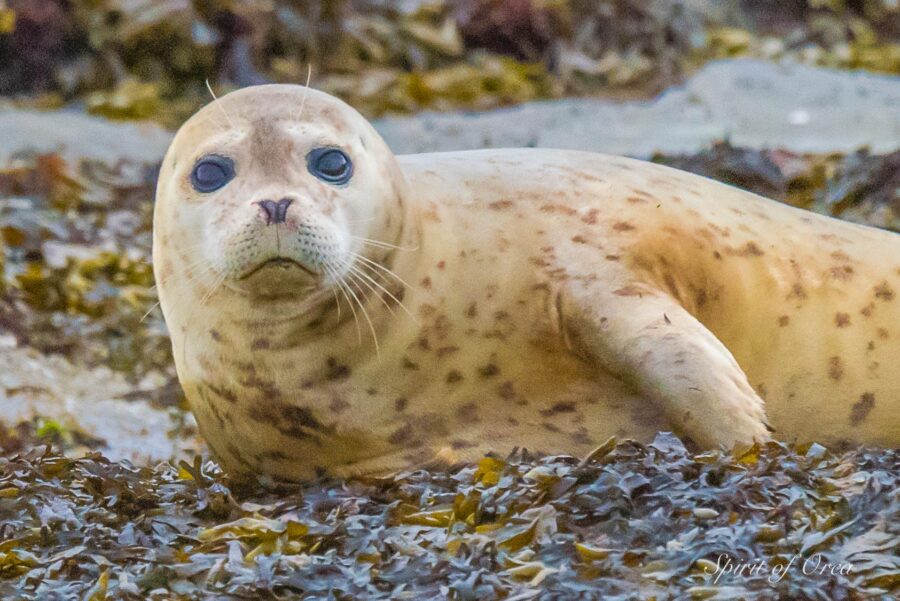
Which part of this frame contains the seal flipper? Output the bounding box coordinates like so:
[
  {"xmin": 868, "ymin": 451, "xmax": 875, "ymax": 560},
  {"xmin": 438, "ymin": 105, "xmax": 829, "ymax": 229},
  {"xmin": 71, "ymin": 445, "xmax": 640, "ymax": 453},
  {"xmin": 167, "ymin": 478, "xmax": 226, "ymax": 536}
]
[{"xmin": 563, "ymin": 284, "xmax": 771, "ymax": 449}]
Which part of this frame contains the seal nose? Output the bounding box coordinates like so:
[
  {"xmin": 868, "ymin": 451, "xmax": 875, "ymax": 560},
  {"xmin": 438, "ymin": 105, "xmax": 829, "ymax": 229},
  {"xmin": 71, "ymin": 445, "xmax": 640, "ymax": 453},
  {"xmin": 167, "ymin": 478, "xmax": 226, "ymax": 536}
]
[{"xmin": 256, "ymin": 198, "xmax": 293, "ymax": 225}]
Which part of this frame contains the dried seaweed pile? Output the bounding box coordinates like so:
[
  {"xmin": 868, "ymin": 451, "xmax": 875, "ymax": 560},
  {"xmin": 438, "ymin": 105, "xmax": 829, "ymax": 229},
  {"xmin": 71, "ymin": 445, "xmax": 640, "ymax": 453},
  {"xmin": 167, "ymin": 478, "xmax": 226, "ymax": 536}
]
[
  {"xmin": 0, "ymin": 436, "xmax": 897, "ymax": 599},
  {"xmin": 1, "ymin": 1, "xmax": 898, "ymax": 125}
]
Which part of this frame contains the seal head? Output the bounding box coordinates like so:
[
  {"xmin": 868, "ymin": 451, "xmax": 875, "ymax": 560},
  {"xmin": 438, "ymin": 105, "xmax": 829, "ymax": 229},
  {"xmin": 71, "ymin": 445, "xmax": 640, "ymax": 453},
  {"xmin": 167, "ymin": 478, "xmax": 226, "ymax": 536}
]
[{"xmin": 154, "ymin": 84, "xmax": 407, "ymax": 304}]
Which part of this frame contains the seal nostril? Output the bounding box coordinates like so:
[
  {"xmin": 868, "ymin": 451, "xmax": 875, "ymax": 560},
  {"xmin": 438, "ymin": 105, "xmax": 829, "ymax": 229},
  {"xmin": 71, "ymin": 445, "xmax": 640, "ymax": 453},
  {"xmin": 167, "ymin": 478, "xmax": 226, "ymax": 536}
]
[
  {"xmin": 255, "ymin": 198, "xmax": 293, "ymax": 225},
  {"xmin": 275, "ymin": 198, "xmax": 293, "ymax": 224}
]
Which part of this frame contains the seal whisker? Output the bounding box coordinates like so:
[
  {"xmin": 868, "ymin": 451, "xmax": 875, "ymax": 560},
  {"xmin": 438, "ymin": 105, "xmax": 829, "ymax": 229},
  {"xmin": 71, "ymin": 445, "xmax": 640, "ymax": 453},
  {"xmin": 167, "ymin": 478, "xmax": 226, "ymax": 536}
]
[
  {"xmin": 351, "ymin": 236, "xmax": 419, "ymax": 252},
  {"xmin": 343, "ymin": 264, "xmax": 396, "ymax": 316},
  {"xmin": 205, "ymin": 79, "xmax": 235, "ymax": 129},
  {"xmin": 341, "ymin": 270, "xmax": 381, "ymax": 359},
  {"xmin": 295, "ymin": 64, "xmax": 313, "ymax": 122},
  {"xmin": 155, "ymin": 255, "xmax": 221, "ymax": 287},
  {"xmin": 199, "ymin": 268, "xmax": 228, "ymax": 305},
  {"xmin": 346, "ymin": 260, "xmax": 419, "ymax": 325},
  {"xmin": 328, "ymin": 280, "xmax": 342, "ymax": 322},
  {"xmin": 326, "ymin": 265, "xmax": 362, "ymax": 345},
  {"xmin": 139, "ymin": 300, "xmax": 161, "ymax": 324},
  {"xmin": 350, "ymin": 252, "xmax": 416, "ymax": 293}
]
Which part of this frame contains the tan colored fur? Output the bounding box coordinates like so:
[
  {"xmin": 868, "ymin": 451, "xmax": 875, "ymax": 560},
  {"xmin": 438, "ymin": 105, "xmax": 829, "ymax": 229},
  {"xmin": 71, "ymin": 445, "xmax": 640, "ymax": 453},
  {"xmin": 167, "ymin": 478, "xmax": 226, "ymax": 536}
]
[{"xmin": 154, "ymin": 85, "xmax": 900, "ymax": 481}]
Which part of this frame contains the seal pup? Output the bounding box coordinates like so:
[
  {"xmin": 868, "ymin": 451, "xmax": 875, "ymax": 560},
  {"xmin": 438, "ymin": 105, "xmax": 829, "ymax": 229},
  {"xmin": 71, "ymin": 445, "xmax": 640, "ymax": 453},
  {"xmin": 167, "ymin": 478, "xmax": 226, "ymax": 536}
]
[{"xmin": 154, "ymin": 84, "xmax": 900, "ymax": 481}]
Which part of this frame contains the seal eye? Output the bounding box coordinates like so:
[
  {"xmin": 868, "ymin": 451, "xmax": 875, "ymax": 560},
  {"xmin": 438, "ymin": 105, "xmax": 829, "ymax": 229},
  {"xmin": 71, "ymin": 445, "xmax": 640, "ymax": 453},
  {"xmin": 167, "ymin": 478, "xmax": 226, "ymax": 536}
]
[
  {"xmin": 190, "ymin": 155, "xmax": 235, "ymax": 193},
  {"xmin": 308, "ymin": 147, "xmax": 352, "ymax": 185}
]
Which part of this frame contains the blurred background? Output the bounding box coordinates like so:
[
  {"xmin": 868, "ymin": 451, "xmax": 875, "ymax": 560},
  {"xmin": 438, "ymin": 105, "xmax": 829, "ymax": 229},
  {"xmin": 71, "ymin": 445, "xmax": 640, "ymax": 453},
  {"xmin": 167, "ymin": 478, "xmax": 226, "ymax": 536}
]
[
  {"xmin": 0, "ymin": 0, "xmax": 898, "ymax": 462},
  {"xmin": 1, "ymin": 0, "xmax": 899, "ymax": 121}
]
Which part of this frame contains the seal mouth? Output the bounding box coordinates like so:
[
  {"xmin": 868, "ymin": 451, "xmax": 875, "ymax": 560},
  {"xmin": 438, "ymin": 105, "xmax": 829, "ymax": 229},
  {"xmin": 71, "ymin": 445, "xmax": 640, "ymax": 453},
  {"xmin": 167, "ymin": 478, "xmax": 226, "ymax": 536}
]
[{"xmin": 239, "ymin": 257, "xmax": 319, "ymax": 280}]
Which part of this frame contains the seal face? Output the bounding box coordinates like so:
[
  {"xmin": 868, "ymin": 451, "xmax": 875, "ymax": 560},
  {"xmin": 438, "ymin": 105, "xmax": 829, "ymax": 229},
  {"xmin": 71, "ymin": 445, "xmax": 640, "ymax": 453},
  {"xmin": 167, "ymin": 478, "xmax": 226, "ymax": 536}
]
[{"xmin": 154, "ymin": 84, "xmax": 900, "ymax": 482}]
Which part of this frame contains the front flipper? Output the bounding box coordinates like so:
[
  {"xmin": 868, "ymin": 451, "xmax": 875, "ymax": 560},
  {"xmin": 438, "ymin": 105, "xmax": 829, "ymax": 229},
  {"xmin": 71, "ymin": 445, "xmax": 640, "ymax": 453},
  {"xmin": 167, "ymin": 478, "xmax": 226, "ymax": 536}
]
[{"xmin": 564, "ymin": 282, "xmax": 771, "ymax": 448}]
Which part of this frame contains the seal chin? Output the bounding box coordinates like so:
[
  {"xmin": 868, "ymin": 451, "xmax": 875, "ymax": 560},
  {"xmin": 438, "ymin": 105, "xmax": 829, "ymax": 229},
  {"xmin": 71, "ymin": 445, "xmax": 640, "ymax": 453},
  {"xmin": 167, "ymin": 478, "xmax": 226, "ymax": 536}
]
[
  {"xmin": 239, "ymin": 257, "xmax": 320, "ymax": 281},
  {"xmin": 231, "ymin": 257, "xmax": 324, "ymax": 299}
]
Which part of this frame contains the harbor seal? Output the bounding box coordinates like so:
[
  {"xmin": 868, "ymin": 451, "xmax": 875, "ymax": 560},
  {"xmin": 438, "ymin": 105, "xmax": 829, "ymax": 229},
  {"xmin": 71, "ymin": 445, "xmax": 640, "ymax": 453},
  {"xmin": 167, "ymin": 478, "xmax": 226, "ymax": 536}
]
[{"xmin": 154, "ymin": 84, "xmax": 900, "ymax": 481}]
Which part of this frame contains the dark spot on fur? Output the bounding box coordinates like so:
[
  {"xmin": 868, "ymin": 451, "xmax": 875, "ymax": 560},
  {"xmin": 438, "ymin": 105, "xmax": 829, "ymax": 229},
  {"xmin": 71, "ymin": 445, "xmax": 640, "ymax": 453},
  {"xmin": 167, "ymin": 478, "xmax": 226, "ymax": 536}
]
[
  {"xmin": 612, "ymin": 221, "xmax": 635, "ymax": 231},
  {"xmin": 248, "ymin": 404, "xmax": 280, "ymax": 427},
  {"xmin": 205, "ymin": 381, "xmax": 239, "ymax": 404},
  {"xmin": 240, "ymin": 375, "xmax": 281, "ymax": 399},
  {"xmin": 465, "ymin": 302, "xmax": 478, "ymax": 318},
  {"xmin": 694, "ymin": 289, "xmax": 708, "ymax": 308},
  {"xmin": 874, "ymin": 281, "xmax": 895, "ymax": 301},
  {"xmin": 498, "ymin": 381, "xmax": 516, "ymax": 401},
  {"xmin": 451, "ymin": 439, "xmax": 475, "ymax": 449},
  {"xmin": 261, "ymin": 450, "xmax": 289, "ymax": 461},
  {"xmin": 729, "ymin": 242, "xmax": 765, "ymax": 257},
  {"xmin": 403, "ymin": 357, "xmax": 420, "ymax": 370},
  {"xmin": 209, "ymin": 329, "xmax": 221, "ymax": 341},
  {"xmin": 478, "ymin": 363, "xmax": 500, "ymax": 378},
  {"xmin": 388, "ymin": 424, "xmax": 412, "ymax": 445},
  {"xmin": 570, "ymin": 427, "xmax": 593, "ymax": 445},
  {"xmin": 828, "ymin": 356, "xmax": 844, "ymax": 381},
  {"xmin": 877, "ymin": 327, "xmax": 889, "ymax": 339},
  {"xmin": 420, "ymin": 276, "xmax": 432, "ymax": 289},
  {"xmin": 572, "ymin": 235, "xmax": 588, "ymax": 244},
  {"xmin": 861, "ymin": 303, "xmax": 875, "ymax": 318},
  {"xmin": 456, "ymin": 402, "xmax": 479, "ymax": 423},
  {"xmin": 226, "ymin": 443, "xmax": 252, "ymax": 468},
  {"xmin": 834, "ymin": 313, "xmax": 851, "ymax": 328},
  {"xmin": 582, "ymin": 209, "xmax": 599, "ymax": 224},
  {"xmin": 788, "ymin": 283, "xmax": 807, "ymax": 300},
  {"xmin": 777, "ymin": 315, "xmax": 790, "ymax": 327},
  {"xmin": 542, "ymin": 422, "xmax": 561, "ymax": 433},
  {"xmin": 329, "ymin": 397, "xmax": 350, "ymax": 414},
  {"xmin": 252, "ymin": 338, "xmax": 270, "ymax": 350},
  {"xmin": 489, "ymin": 199, "xmax": 514, "ymax": 210},
  {"xmin": 395, "ymin": 397, "xmax": 408, "ymax": 412},
  {"xmin": 605, "ymin": 255, "xmax": 621, "ymax": 261},
  {"xmin": 849, "ymin": 393, "xmax": 875, "ymax": 426},
  {"xmin": 446, "ymin": 369, "xmax": 463, "ymax": 383},
  {"xmin": 207, "ymin": 401, "xmax": 226, "ymax": 429},
  {"xmin": 540, "ymin": 402, "xmax": 576, "ymax": 417},
  {"xmin": 283, "ymin": 405, "xmax": 327, "ymax": 432},
  {"xmin": 326, "ymin": 357, "xmax": 351, "ymax": 381},
  {"xmin": 830, "ymin": 265, "xmax": 854, "ymax": 280},
  {"xmin": 831, "ymin": 251, "xmax": 851, "ymax": 261}
]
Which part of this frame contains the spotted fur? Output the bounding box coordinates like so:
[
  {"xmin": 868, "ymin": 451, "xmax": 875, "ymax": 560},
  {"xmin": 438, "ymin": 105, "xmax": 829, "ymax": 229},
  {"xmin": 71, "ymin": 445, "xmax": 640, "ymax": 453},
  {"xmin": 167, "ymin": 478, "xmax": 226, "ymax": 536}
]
[{"xmin": 154, "ymin": 85, "xmax": 900, "ymax": 482}]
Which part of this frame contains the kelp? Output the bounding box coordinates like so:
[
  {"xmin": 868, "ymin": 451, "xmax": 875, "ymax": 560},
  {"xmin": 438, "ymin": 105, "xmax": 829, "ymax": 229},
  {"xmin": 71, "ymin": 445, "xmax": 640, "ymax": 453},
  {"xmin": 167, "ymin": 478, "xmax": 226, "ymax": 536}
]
[
  {"xmin": 655, "ymin": 144, "xmax": 900, "ymax": 232},
  {"xmin": 0, "ymin": 1, "xmax": 898, "ymax": 125},
  {"xmin": 0, "ymin": 436, "xmax": 896, "ymax": 599},
  {"xmin": 0, "ymin": 152, "xmax": 172, "ymax": 390}
]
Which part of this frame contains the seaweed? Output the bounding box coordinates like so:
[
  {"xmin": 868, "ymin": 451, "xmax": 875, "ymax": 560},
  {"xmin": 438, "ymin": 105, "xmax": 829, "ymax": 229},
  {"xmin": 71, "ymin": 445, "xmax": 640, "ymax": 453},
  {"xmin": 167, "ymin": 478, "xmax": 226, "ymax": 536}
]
[
  {"xmin": 0, "ymin": 437, "xmax": 896, "ymax": 599},
  {"xmin": 1, "ymin": 1, "xmax": 898, "ymax": 125}
]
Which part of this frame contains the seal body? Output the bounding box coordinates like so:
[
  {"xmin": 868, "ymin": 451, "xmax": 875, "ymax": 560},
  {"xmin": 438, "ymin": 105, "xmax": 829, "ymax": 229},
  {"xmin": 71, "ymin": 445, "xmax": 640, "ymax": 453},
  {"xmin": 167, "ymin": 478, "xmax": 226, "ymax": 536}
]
[{"xmin": 154, "ymin": 85, "xmax": 900, "ymax": 481}]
